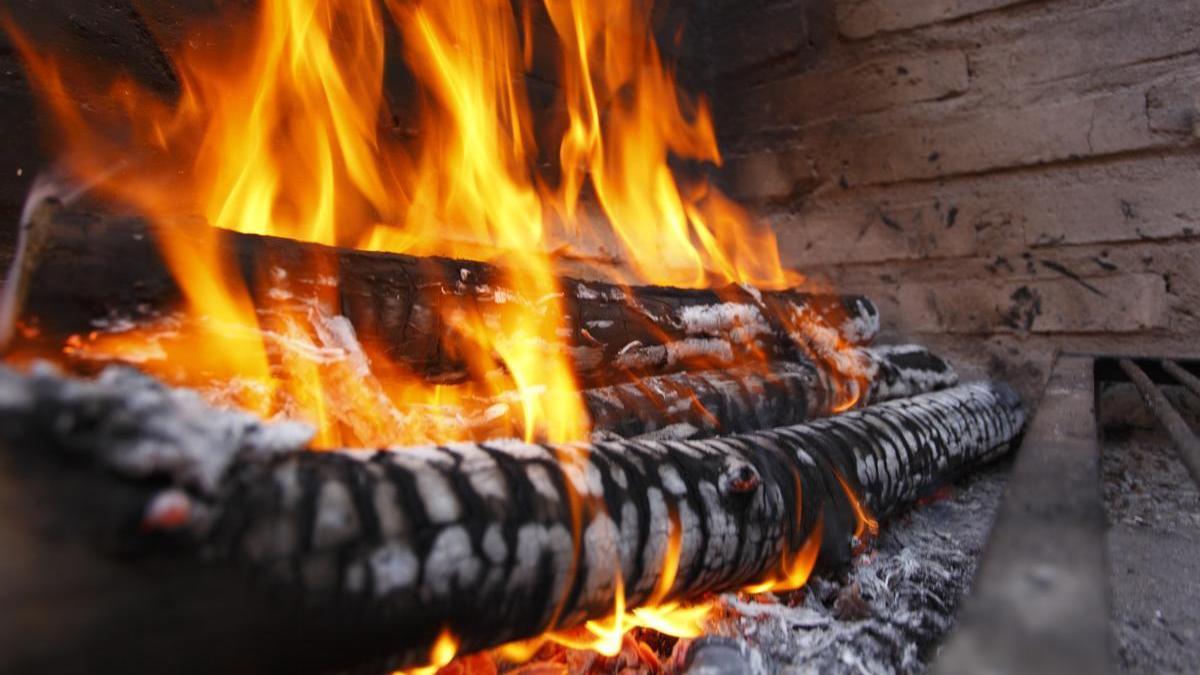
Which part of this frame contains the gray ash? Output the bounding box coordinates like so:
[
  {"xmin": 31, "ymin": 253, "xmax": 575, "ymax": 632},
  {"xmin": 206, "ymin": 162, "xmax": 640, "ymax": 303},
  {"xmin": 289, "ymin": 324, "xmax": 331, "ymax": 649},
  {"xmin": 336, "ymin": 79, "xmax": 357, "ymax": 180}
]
[
  {"xmin": 694, "ymin": 465, "xmax": 1007, "ymax": 674},
  {"xmin": 1101, "ymin": 419, "xmax": 1200, "ymax": 673}
]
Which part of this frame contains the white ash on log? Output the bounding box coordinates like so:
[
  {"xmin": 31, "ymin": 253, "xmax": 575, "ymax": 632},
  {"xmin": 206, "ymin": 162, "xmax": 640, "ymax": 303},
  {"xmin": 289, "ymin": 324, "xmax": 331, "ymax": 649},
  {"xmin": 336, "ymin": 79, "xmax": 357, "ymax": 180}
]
[
  {"xmin": 0, "ymin": 365, "xmax": 1023, "ymax": 673},
  {"xmin": 685, "ymin": 467, "xmax": 1008, "ymax": 674},
  {"xmin": 0, "ymin": 201, "xmax": 879, "ymax": 386},
  {"xmin": 181, "ymin": 332, "xmax": 955, "ymax": 445},
  {"xmin": 585, "ymin": 344, "xmax": 958, "ymax": 440}
]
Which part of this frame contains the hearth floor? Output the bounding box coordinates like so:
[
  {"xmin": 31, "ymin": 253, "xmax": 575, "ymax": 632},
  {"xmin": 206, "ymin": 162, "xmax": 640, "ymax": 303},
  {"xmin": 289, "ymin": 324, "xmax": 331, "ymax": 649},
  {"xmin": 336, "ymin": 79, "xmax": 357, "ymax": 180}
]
[
  {"xmin": 700, "ymin": 462, "xmax": 1010, "ymax": 674},
  {"xmin": 1102, "ymin": 426, "xmax": 1200, "ymax": 673}
]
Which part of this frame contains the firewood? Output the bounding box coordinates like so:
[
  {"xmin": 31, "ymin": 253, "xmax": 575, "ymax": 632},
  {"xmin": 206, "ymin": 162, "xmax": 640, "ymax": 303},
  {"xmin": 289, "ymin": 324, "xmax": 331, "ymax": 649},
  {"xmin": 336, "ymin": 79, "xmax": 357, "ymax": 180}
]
[
  {"xmin": 585, "ymin": 344, "xmax": 958, "ymax": 440},
  {"xmin": 0, "ymin": 366, "xmax": 1023, "ymax": 674},
  {"xmin": 388, "ymin": 345, "xmax": 958, "ymax": 444},
  {"xmin": 0, "ymin": 201, "xmax": 879, "ymax": 386}
]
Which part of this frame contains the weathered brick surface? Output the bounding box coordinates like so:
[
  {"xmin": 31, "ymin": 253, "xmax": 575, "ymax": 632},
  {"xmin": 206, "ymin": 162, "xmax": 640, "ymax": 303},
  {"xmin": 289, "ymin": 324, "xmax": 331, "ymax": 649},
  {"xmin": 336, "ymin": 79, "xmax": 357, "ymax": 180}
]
[
  {"xmin": 796, "ymin": 234, "xmax": 1200, "ymax": 344},
  {"xmin": 1020, "ymin": 155, "xmax": 1200, "ymax": 247},
  {"xmin": 769, "ymin": 191, "xmax": 979, "ymax": 266},
  {"xmin": 711, "ymin": 0, "xmax": 813, "ymax": 75},
  {"xmin": 844, "ymin": 90, "xmax": 1156, "ymax": 186},
  {"xmin": 729, "ymin": 68, "xmax": 1200, "ymax": 193},
  {"xmin": 725, "ymin": 151, "xmax": 820, "ymax": 202},
  {"xmin": 835, "ymin": 0, "xmax": 1027, "ymax": 39},
  {"xmin": 731, "ymin": 50, "xmax": 969, "ymax": 130},
  {"xmin": 893, "ymin": 273, "xmax": 1168, "ymax": 335},
  {"xmin": 967, "ymin": 0, "xmax": 1200, "ymax": 91},
  {"xmin": 751, "ymin": 153, "xmax": 1200, "ymax": 266}
]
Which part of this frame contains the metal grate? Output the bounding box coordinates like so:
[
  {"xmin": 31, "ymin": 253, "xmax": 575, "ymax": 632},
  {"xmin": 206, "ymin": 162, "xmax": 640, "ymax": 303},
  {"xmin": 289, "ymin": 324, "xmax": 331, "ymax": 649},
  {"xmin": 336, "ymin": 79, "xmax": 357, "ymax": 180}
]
[
  {"xmin": 937, "ymin": 354, "xmax": 1200, "ymax": 674},
  {"xmin": 1099, "ymin": 357, "xmax": 1200, "ymax": 489}
]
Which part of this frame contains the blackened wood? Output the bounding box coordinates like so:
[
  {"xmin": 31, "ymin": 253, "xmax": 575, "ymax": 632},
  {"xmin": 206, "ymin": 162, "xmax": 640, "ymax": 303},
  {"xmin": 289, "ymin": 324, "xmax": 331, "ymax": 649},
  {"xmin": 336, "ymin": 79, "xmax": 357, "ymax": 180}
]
[
  {"xmin": 0, "ymin": 201, "xmax": 878, "ymax": 386},
  {"xmin": 936, "ymin": 356, "xmax": 1112, "ymax": 675},
  {"xmin": 0, "ymin": 371, "xmax": 1022, "ymax": 674},
  {"xmin": 585, "ymin": 344, "xmax": 958, "ymax": 440},
  {"xmin": 212, "ymin": 382, "xmax": 1022, "ymax": 668}
]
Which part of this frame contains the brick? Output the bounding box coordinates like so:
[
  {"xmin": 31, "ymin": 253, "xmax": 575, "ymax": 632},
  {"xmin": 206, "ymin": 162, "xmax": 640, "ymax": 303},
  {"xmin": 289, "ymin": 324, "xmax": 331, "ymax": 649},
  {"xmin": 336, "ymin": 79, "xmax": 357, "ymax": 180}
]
[
  {"xmin": 730, "ymin": 88, "xmax": 1166, "ymax": 191},
  {"xmin": 835, "ymin": 0, "xmax": 1026, "ymax": 39},
  {"xmin": 969, "ymin": 0, "xmax": 1200, "ymax": 90},
  {"xmin": 840, "ymin": 89, "xmax": 1157, "ymax": 187},
  {"xmin": 893, "ymin": 155, "xmax": 1200, "ymax": 251},
  {"xmin": 894, "ymin": 273, "xmax": 1167, "ymax": 335},
  {"xmin": 774, "ymin": 153, "xmax": 1200, "ymax": 252},
  {"xmin": 732, "ymin": 50, "xmax": 969, "ymax": 129},
  {"xmin": 771, "ymin": 192, "xmax": 978, "ymax": 266},
  {"xmin": 1021, "ymin": 156, "xmax": 1200, "ymax": 247},
  {"xmin": 1147, "ymin": 78, "xmax": 1200, "ymax": 137},
  {"xmin": 710, "ymin": 0, "xmax": 817, "ymax": 75},
  {"xmin": 724, "ymin": 151, "xmax": 820, "ymax": 201}
]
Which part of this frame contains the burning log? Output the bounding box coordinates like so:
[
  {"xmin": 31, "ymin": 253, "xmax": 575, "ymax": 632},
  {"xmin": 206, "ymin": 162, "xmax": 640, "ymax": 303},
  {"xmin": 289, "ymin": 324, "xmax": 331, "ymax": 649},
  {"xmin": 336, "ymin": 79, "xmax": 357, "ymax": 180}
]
[
  {"xmin": 585, "ymin": 344, "xmax": 959, "ymax": 440},
  {"xmin": 0, "ymin": 201, "xmax": 879, "ymax": 386},
  {"xmin": 0, "ymin": 366, "xmax": 1023, "ymax": 673}
]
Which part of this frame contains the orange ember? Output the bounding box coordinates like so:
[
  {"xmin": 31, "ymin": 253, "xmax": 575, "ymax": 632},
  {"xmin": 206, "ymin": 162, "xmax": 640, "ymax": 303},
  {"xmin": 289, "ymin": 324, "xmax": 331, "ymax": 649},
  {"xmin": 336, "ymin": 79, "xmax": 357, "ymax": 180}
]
[{"xmin": 6, "ymin": 0, "xmax": 876, "ymax": 667}]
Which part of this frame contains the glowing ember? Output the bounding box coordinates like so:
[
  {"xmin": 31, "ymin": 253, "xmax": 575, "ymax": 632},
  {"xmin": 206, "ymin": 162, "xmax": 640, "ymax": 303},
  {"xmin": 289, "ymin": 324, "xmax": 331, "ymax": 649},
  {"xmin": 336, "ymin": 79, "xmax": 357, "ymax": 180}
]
[{"xmin": 398, "ymin": 628, "xmax": 460, "ymax": 675}]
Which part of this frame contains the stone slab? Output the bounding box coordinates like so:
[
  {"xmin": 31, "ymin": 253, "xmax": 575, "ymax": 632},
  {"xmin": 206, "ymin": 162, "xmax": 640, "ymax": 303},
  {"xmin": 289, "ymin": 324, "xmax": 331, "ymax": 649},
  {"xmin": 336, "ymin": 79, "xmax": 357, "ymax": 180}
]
[{"xmin": 934, "ymin": 355, "xmax": 1114, "ymax": 675}]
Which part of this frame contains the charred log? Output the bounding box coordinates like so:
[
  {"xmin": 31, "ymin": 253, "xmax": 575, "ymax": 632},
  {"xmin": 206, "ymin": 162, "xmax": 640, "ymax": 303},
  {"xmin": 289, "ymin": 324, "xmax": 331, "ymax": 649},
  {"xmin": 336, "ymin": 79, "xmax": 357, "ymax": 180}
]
[
  {"xmin": 0, "ymin": 366, "xmax": 1023, "ymax": 673},
  {"xmin": 585, "ymin": 344, "xmax": 958, "ymax": 440},
  {"xmin": 0, "ymin": 201, "xmax": 879, "ymax": 386}
]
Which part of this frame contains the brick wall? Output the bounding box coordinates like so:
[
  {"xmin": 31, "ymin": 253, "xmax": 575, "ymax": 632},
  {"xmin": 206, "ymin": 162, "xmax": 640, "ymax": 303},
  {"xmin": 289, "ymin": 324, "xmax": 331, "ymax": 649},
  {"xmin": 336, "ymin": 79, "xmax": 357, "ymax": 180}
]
[{"xmin": 712, "ymin": 0, "xmax": 1200, "ymax": 389}]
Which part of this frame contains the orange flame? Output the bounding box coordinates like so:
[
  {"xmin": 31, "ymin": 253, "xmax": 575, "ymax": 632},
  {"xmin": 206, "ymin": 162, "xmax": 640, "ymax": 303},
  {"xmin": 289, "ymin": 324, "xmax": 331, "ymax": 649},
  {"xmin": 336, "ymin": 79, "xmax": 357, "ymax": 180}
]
[
  {"xmin": 394, "ymin": 627, "xmax": 460, "ymax": 675},
  {"xmin": 497, "ymin": 487, "xmax": 714, "ymax": 662},
  {"xmin": 5, "ymin": 0, "xmax": 875, "ymax": 665},
  {"xmin": 743, "ymin": 471, "xmax": 824, "ymax": 595},
  {"xmin": 7, "ymin": 0, "xmax": 591, "ymax": 445},
  {"xmin": 836, "ymin": 472, "xmax": 880, "ymax": 543},
  {"xmin": 542, "ymin": 0, "xmax": 799, "ymax": 289}
]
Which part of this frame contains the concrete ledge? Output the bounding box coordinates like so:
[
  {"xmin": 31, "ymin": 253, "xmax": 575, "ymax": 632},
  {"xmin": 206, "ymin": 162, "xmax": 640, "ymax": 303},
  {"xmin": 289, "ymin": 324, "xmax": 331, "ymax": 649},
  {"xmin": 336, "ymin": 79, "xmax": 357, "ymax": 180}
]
[{"xmin": 934, "ymin": 355, "xmax": 1113, "ymax": 675}]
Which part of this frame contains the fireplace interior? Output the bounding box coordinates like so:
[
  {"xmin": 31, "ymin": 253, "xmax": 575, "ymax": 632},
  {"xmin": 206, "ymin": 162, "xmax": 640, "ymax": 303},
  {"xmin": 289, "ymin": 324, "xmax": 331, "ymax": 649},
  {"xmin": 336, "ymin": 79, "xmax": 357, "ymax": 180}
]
[{"xmin": 1, "ymin": 0, "xmax": 1199, "ymax": 673}]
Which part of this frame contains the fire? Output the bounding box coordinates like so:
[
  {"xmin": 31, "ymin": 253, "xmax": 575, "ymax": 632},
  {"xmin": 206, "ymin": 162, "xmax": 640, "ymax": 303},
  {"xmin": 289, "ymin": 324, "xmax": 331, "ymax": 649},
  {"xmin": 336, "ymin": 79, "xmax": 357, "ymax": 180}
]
[
  {"xmin": 498, "ymin": 503, "xmax": 714, "ymax": 662},
  {"xmin": 5, "ymin": 0, "xmax": 878, "ymax": 667},
  {"xmin": 543, "ymin": 0, "xmax": 798, "ymax": 289},
  {"xmin": 743, "ymin": 472, "xmax": 825, "ymax": 595},
  {"xmin": 836, "ymin": 472, "xmax": 881, "ymax": 543},
  {"xmin": 397, "ymin": 628, "xmax": 460, "ymax": 675},
  {"xmin": 7, "ymin": 0, "xmax": 587, "ymax": 444}
]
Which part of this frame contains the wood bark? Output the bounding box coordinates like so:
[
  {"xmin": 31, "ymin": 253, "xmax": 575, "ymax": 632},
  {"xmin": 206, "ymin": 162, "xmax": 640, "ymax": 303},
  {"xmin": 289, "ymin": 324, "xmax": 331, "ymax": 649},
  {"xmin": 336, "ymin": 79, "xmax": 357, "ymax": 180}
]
[
  {"xmin": 0, "ymin": 201, "xmax": 879, "ymax": 386},
  {"xmin": 585, "ymin": 344, "xmax": 958, "ymax": 440},
  {"xmin": 0, "ymin": 367, "xmax": 1024, "ymax": 674}
]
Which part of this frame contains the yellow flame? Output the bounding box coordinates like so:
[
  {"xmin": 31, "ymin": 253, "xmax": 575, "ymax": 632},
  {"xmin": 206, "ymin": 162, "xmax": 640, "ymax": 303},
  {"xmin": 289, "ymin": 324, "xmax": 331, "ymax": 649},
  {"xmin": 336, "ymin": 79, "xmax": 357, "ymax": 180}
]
[
  {"xmin": 836, "ymin": 472, "xmax": 880, "ymax": 542},
  {"xmin": 498, "ymin": 505, "xmax": 712, "ymax": 662},
  {"xmin": 394, "ymin": 627, "xmax": 459, "ymax": 675},
  {"xmin": 5, "ymin": 0, "xmax": 872, "ymax": 664},
  {"xmin": 743, "ymin": 471, "xmax": 824, "ymax": 595},
  {"xmin": 7, "ymin": 0, "xmax": 592, "ymax": 445},
  {"xmin": 541, "ymin": 0, "xmax": 799, "ymax": 289}
]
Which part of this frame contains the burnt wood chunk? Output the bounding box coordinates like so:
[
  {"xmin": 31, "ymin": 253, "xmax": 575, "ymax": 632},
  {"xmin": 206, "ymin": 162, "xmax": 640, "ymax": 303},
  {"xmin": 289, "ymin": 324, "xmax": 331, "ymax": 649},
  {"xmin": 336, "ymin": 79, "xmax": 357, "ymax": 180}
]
[
  {"xmin": 0, "ymin": 366, "xmax": 1023, "ymax": 673},
  {"xmin": 585, "ymin": 344, "xmax": 958, "ymax": 440},
  {"xmin": 0, "ymin": 201, "xmax": 879, "ymax": 386}
]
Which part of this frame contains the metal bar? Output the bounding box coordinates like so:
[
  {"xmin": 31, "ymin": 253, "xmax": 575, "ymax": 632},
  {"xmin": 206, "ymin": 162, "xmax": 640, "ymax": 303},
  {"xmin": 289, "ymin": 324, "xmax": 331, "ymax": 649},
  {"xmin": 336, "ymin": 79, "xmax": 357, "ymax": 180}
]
[
  {"xmin": 1093, "ymin": 357, "xmax": 1200, "ymax": 386},
  {"xmin": 1162, "ymin": 359, "xmax": 1200, "ymax": 402},
  {"xmin": 1118, "ymin": 358, "xmax": 1200, "ymax": 488},
  {"xmin": 935, "ymin": 355, "xmax": 1113, "ymax": 675}
]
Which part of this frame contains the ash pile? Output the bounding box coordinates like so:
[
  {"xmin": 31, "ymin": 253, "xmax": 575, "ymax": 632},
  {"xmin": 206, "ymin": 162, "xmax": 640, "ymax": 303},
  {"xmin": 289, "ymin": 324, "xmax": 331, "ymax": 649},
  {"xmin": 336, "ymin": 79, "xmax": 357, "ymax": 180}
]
[{"xmin": 690, "ymin": 468, "xmax": 1004, "ymax": 675}]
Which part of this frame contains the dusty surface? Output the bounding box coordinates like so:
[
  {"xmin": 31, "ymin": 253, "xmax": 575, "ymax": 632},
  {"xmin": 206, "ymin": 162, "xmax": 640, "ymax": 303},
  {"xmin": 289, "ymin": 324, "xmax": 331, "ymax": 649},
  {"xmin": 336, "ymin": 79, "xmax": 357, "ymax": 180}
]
[
  {"xmin": 1101, "ymin": 420, "xmax": 1200, "ymax": 674},
  {"xmin": 701, "ymin": 461, "xmax": 1009, "ymax": 674}
]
